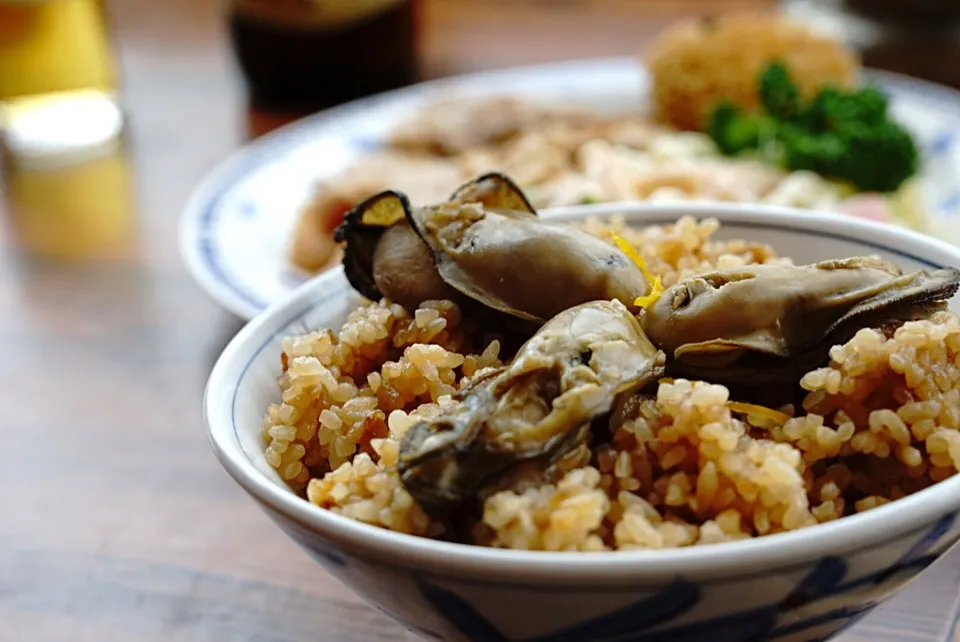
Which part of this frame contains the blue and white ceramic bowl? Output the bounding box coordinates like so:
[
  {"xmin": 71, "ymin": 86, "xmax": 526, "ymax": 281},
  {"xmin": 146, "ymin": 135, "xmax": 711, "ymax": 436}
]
[{"xmin": 205, "ymin": 202, "xmax": 960, "ymax": 642}]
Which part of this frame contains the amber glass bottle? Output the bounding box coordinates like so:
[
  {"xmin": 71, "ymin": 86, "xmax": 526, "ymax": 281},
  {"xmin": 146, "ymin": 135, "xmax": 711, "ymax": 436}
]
[{"xmin": 227, "ymin": 0, "xmax": 421, "ymax": 112}]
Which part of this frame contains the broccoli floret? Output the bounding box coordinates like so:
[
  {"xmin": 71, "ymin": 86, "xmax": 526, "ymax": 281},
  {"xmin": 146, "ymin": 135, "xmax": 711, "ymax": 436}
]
[
  {"xmin": 759, "ymin": 61, "xmax": 801, "ymax": 122},
  {"xmin": 704, "ymin": 62, "xmax": 919, "ymax": 193},
  {"xmin": 807, "ymin": 85, "xmax": 889, "ymax": 131},
  {"xmin": 834, "ymin": 121, "xmax": 919, "ymax": 192},
  {"xmin": 707, "ymin": 101, "xmax": 763, "ymax": 155},
  {"xmin": 780, "ymin": 121, "xmax": 917, "ymax": 192},
  {"xmin": 780, "ymin": 121, "xmax": 918, "ymax": 192},
  {"xmin": 780, "ymin": 126, "xmax": 846, "ymax": 175}
]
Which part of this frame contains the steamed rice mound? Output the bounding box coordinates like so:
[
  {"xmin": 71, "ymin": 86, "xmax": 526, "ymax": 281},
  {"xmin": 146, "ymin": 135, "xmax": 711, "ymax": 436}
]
[
  {"xmin": 645, "ymin": 14, "xmax": 859, "ymax": 131},
  {"xmin": 262, "ymin": 216, "xmax": 960, "ymax": 550}
]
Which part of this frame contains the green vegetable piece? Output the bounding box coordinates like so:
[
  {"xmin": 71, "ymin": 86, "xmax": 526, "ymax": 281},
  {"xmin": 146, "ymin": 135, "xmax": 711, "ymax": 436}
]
[
  {"xmin": 780, "ymin": 126, "xmax": 845, "ymax": 175},
  {"xmin": 807, "ymin": 85, "xmax": 889, "ymax": 131},
  {"xmin": 703, "ymin": 60, "xmax": 919, "ymax": 193},
  {"xmin": 836, "ymin": 121, "xmax": 919, "ymax": 192},
  {"xmin": 707, "ymin": 101, "xmax": 762, "ymax": 155},
  {"xmin": 759, "ymin": 62, "xmax": 801, "ymax": 122}
]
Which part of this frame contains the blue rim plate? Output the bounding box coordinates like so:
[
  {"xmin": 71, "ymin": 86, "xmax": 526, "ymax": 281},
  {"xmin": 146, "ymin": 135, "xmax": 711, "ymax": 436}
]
[{"xmin": 179, "ymin": 56, "xmax": 960, "ymax": 320}]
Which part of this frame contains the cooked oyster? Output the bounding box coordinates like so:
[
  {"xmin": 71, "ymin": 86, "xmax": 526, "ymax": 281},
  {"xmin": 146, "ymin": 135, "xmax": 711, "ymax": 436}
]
[
  {"xmin": 334, "ymin": 173, "xmax": 535, "ymax": 310},
  {"xmin": 398, "ymin": 300, "xmax": 665, "ymax": 517},
  {"xmin": 334, "ymin": 172, "xmax": 649, "ymax": 323},
  {"xmin": 641, "ymin": 256, "xmax": 960, "ymax": 386},
  {"xmin": 446, "ymin": 171, "xmax": 538, "ymax": 213}
]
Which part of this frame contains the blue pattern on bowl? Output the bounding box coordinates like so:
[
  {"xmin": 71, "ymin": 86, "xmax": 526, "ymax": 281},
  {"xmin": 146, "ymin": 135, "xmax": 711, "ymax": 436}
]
[
  {"xmin": 929, "ymin": 131, "xmax": 955, "ymax": 157},
  {"xmin": 262, "ymin": 502, "xmax": 959, "ymax": 642},
  {"xmin": 398, "ymin": 514, "xmax": 960, "ymax": 641}
]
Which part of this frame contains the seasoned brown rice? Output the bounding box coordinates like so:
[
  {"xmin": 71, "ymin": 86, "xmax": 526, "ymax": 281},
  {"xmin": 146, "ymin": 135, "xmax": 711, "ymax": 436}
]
[{"xmin": 262, "ymin": 216, "xmax": 960, "ymax": 550}]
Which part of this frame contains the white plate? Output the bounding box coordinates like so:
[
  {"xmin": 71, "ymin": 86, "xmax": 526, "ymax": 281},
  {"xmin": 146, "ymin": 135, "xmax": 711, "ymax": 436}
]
[{"xmin": 180, "ymin": 56, "xmax": 960, "ymax": 320}]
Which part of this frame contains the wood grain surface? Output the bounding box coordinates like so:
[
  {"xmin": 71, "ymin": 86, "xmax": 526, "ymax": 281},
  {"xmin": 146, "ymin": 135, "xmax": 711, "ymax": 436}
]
[{"xmin": 2, "ymin": 1, "xmax": 959, "ymax": 641}]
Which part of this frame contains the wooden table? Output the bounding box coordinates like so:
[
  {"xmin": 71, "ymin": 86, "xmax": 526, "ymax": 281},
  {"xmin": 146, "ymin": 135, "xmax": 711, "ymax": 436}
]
[{"xmin": 2, "ymin": 1, "xmax": 960, "ymax": 640}]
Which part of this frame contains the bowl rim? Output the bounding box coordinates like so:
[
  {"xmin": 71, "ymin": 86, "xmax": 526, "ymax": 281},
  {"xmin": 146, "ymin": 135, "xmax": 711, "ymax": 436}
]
[{"xmin": 205, "ymin": 201, "xmax": 960, "ymax": 584}]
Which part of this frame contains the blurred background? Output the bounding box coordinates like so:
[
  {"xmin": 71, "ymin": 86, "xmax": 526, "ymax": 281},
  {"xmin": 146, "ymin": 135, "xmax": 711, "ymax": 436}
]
[{"xmin": 3, "ymin": 0, "xmax": 960, "ymax": 263}]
